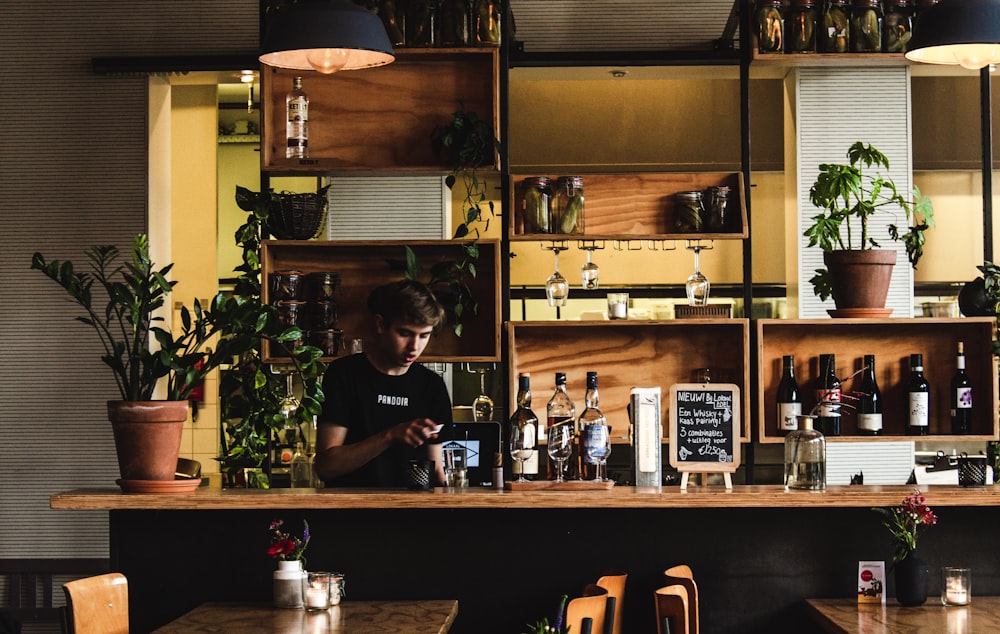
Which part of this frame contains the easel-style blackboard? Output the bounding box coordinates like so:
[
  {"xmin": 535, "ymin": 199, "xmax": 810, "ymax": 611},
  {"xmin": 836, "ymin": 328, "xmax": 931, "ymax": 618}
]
[{"xmin": 668, "ymin": 383, "xmax": 741, "ymax": 490}]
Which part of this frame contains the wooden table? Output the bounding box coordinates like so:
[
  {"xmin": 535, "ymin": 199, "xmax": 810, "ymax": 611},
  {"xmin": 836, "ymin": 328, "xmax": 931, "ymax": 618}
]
[
  {"xmin": 152, "ymin": 600, "xmax": 458, "ymax": 633},
  {"xmin": 805, "ymin": 597, "xmax": 1000, "ymax": 633}
]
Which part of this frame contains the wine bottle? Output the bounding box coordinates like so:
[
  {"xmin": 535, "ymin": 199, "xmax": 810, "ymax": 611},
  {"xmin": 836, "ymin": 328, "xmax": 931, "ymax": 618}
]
[
  {"xmin": 814, "ymin": 354, "xmax": 842, "ymax": 436},
  {"xmin": 509, "ymin": 372, "xmax": 539, "ymax": 480},
  {"xmin": 285, "ymin": 76, "xmax": 308, "ymax": 159},
  {"xmin": 951, "ymin": 341, "xmax": 972, "ymax": 434},
  {"xmin": 776, "ymin": 355, "xmax": 801, "ymax": 436},
  {"xmin": 578, "ymin": 371, "xmax": 610, "ymax": 481},
  {"xmin": 546, "ymin": 372, "xmax": 577, "ymax": 480},
  {"xmin": 856, "ymin": 354, "xmax": 882, "ymax": 436},
  {"xmin": 907, "ymin": 353, "xmax": 930, "ymax": 436}
]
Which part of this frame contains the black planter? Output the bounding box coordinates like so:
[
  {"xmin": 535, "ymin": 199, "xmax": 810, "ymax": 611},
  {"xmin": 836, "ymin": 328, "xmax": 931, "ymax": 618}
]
[{"xmin": 894, "ymin": 551, "xmax": 929, "ymax": 606}]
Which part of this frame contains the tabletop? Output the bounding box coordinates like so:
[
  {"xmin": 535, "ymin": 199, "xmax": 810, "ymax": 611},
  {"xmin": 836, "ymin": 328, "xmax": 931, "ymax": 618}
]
[
  {"xmin": 151, "ymin": 600, "xmax": 458, "ymax": 633},
  {"xmin": 805, "ymin": 597, "xmax": 1000, "ymax": 633}
]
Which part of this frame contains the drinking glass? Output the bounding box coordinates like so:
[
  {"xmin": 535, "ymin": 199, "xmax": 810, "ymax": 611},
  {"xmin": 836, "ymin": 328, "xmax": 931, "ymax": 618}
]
[
  {"xmin": 463, "ymin": 363, "xmax": 495, "ymax": 421},
  {"xmin": 509, "ymin": 417, "xmax": 536, "ymax": 483},
  {"xmin": 581, "ymin": 247, "xmax": 600, "ymax": 289},
  {"xmin": 545, "ymin": 246, "xmax": 569, "ymax": 307},
  {"xmin": 686, "ymin": 244, "xmax": 711, "ymax": 306},
  {"xmin": 583, "ymin": 421, "xmax": 612, "ymax": 482},
  {"xmin": 547, "ymin": 424, "xmax": 573, "ymax": 483},
  {"xmin": 278, "ymin": 371, "xmax": 300, "ymax": 426}
]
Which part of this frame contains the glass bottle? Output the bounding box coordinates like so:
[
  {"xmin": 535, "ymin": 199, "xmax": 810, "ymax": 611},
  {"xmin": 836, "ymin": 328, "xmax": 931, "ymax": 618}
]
[
  {"xmin": 546, "ymin": 372, "xmax": 577, "ymax": 481},
  {"xmin": 473, "ymin": 0, "xmax": 502, "ymax": 47},
  {"xmin": 820, "ymin": 0, "xmax": 851, "ymax": 53},
  {"xmin": 856, "ymin": 355, "xmax": 882, "ymax": 436},
  {"xmin": 406, "ymin": 0, "xmax": 435, "ymax": 47},
  {"xmin": 907, "ymin": 353, "xmax": 930, "ymax": 435},
  {"xmin": 509, "ymin": 373, "xmax": 539, "ymax": 480},
  {"xmin": 438, "ymin": 0, "xmax": 470, "ymax": 47},
  {"xmin": 285, "ymin": 77, "xmax": 308, "ymax": 159},
  {"xmin": 756, "ymin": 0, "xmax": 784, "ymax": 53},
  {"xmin": 776, "ymin": 355, "xmax": 802, "ymax": 436},
  {"xmin": 850, "ymin": 0, "xmax": 883, "ymax": 53},
  {"xmin": 578, "ymin": 372, "xmax": 611, "ymax": 482},
  {"xmin": 787, "ymin": 0, "xmax": 818, "ymax": 54},
  {"xmin": 883, "ymin": 0, "xmax": 913, "ymax": 53},
  {"xmin": 289, "ymin": 439, "xmax": 312, "ymax": 488},
  {"xmin": 951, "ymin": 342, "xmax": 972, "ymax": 435},
  {"xmin": 522, "ymin": 176, "xmax": 552, "ymax": 234},
  {"xmin": 784, "ymin": 415, "xmax": 826, "ymax": 490},
  {"xmin": 377, "ymin": 0, "xmax": 406, "ymax": 47},
  {"xmin": 552, "ymin": 176, "xmax": 584, "ymax": 234},
  {"xmin": 814, "ymin": 354, "xmax": 842, "ymax": 437}
]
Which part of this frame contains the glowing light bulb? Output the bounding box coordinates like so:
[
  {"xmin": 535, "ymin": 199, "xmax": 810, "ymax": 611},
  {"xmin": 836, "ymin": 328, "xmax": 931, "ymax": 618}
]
[
  {"xmin": 306, "ymin": 48, "xmax": 349, "ymax": 74},
  {"xmin": 953, "ymin": 44, "xmax": 1000, "ymax": 70}
]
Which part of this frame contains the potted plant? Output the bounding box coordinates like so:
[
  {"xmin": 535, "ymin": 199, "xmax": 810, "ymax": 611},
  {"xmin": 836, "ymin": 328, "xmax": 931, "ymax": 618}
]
[
  {"xmin": 431, "ymin": 101, "xmax": 500, "ymax": 239},
  {"xmin": 872, "ymin": 491, "xmax": 938, "ymax": 606},
  {"xmin": 804, "ymin": 141, "xmax": 934, "ymax": 313}
]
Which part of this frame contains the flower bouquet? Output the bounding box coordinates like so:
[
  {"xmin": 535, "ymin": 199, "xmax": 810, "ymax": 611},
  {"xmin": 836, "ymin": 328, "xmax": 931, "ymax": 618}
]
[
  {"xmin": 268, "ymin": 519, "xmax": 310, "ymax": 609},
  {"xmin": 873, "ymin": 491, "xmax": 937, "ymax": 566}
]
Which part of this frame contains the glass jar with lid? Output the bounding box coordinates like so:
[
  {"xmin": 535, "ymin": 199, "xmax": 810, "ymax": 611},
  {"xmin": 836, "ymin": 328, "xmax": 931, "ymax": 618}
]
[
  {"xmin": 820, "ymin": 1, "xmax": 851, "ymax": 53},
  {"xmin": 705, "ymin": 185, "xmax": 732, "ymax": 232},
  {"xmin": 675, "ymin": 191, "xmax": 705, "ymax": 233},
  {"xmin": 883, "ymin": 0, "xmax": 913, "ymax": 53},
  {"xmin": 756, "ymin": 0, "xmax": 784, "ymax": 53},
  {"xmin": 787, "ymin": 0, "xmax": 818, "ymax": 54},
  {"xmin": 850, "ymin": 0, "xmax": 883, "ymax": 53},
  {"xmin": 552, "ymin": 176, "xmax": 584, "ymax": 235},
  {"xmin": 522, "ymin": 176, "xmax": 552, "ymax": 234}
]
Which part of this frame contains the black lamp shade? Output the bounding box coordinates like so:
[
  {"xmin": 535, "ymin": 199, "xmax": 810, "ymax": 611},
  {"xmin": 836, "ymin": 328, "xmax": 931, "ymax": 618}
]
[
  {"xmin": 906, "ymin": 0, "xmax": 1000, "ymax": 68},
  {"xmin": 259, "ymin": 1, "xmax": 394, "ymax": 73}
]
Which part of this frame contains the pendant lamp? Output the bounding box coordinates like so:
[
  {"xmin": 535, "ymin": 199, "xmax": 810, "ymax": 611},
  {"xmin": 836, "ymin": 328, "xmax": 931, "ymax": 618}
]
[
  {"xmin": 259, "ymin": 1, "xmax": 395, "ymax": 74},
  {"xmin": 905, "ymin": 0, "xmax": 1000, "ymax": 69}
]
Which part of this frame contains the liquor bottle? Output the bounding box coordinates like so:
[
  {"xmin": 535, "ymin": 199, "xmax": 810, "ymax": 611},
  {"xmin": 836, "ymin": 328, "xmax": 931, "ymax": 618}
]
[
  {"xmin": 784, "ymin": 415, "xmax": 826, "ymax": 490},
  {"xmin": 285, "ymin": 77, "xmax": 308, "ymax": 159},
  {"xmin": 776, "ymin": 355, "xmax": 801, "ymax": 436},
  {"xmin": 546, "ymin": 372, "xmax": 577, "ymax": 480},
  {"xmin": 289, "ymin": 440, "xmax": 311, "ymax": 488},
  {"xmin": 906, "ymin": 353, "xmax": 930, "ymax": 435},
  {"xmin": 509, "ymin": 372, "xmax": 538, "ymax": 480},
  {"xmin": 578, "ymin": 371, "xmax": 611, "ymax": 481},
  {"xmin": 856, "ymin": 355, "xmax": 882, "ymax": 436},
  {"xmin": 951, "ymin": 341, "xmax": 972, "ymax": 434},
  {"xmin": 814, "ymin": 354, "xmax": 842, "ymax": 436}
]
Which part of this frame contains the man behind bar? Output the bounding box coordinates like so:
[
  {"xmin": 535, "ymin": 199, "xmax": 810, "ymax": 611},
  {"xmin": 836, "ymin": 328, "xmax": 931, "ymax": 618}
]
[{"xmin": 314, "ymin": 280, "xmax": 451, "ymax": 487}]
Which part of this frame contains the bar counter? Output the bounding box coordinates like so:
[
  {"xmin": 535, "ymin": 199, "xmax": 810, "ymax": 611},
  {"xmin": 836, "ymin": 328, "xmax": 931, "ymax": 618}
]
[{"xmin": 51, "ymin": 485, "xmax": 1000, "ymax": 633}]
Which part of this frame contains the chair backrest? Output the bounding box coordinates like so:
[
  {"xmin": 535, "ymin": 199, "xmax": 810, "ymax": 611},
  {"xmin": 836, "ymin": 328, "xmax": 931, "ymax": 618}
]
[
  {"xmin": 655, "ymin": 584, "xmax": 690, "ymax": 634},
  {"xmin": 596, "ymin": 569, "xmax": 627, "ymax": 634},
  {"xmin": 0, "ymin": 558, "xmax": 110, "ymax": 628},
  {"xmin": 565, "ymin": 583, "xmax": 608, "ymax": 634},
  {"xmin": 62, "ymin": 572, "xmax": 128, "ymax": 634},
  {"xmin": 664, "ymin": 565, "xmax": 699, "ymax": 634}
]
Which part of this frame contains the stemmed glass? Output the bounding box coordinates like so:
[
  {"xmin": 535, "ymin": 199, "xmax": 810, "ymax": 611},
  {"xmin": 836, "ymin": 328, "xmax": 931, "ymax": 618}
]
[
  {"xmin": 544, "ymin": 244, "xmax": 569, "ymax": 307},
  {"xmin": 463, "ymin": 363, "xmax": 495, "ymax": 422},
  {"xmin": 279, "ymin": 371, "xmax": 300, "ymax": 425},
  {"xmin": 509, "ymin": 417, "xmax": 537, "ymax": 483},
  {"xmin": 547, "ymin": 424, "xmax": 573, "ymax": 483},
  {"xmin": 686, "ymin": 242, "xmax": 711, "ymax": 306},
  {"xmin": 580, "ymin": 245, "xmax": 600, "ymax": 289},
  {"xmin": 583, "ymin": 421, "xmax": 612, "ymax": 482}
]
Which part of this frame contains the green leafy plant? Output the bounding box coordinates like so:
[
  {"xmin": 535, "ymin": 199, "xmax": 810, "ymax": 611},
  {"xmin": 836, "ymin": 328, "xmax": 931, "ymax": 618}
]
[
  {"xmin": 974, "ymin": 261, "xmax": 1000, "ymax": 357},
  {"xmin": 872, "ymin": 491, "xmax": 938, "ymax": 566},
  {"xmin": 390, "ymin": 243, "xmax": 480, "ymax": 337},
  {"xmin": 431, "ymin": 101, "xmax": 500, "ymax": 239},
  {"xmin": 522, "ymin": 594, "xmax": 570, "ymax": 634},
  {"xmin": 804, "ymin": 141, "xmax": 935, "ymax": 300}
]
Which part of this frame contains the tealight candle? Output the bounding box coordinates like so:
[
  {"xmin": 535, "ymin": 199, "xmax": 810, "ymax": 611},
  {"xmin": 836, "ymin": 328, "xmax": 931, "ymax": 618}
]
[
  {"xmin": 941, "ymin": 567, "xmax": 971, "ymax": 606},
  {"xmin": 306, "ymin": 572, "xmax": 332, "ymax": 611}
]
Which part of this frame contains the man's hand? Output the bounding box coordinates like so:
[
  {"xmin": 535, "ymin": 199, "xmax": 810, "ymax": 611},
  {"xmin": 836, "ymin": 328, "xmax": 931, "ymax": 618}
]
[{"xmin": 390, "ymin": 418, "xmax": 442, "ymax": 447}]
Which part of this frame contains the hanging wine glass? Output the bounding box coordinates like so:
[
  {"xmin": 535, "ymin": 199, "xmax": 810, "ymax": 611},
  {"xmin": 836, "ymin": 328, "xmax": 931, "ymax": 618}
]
[
  {"xmin": 581, "ymin": 247, "xmax": 600, "ymax": 289},
  {"xmin": 686, "ymin": 243, "xmax": 711, "ymax": 306},
  {"xmin": 279, "ymin": 371, "xmax": 300, "ymax": 426},
  {"xmin": 463, "ymin": 363, "xmax": 495, "ymax": 422},
  {"xmin": 545, "ymin": 244, "xmax": 569, "ymax": 307}
]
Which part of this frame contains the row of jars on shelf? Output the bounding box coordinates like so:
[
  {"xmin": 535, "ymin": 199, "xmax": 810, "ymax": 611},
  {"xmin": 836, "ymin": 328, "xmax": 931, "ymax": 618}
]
[
  {"xmin": 375, "ymin": 0, "xmax": 502, "ymax": 48},
  {"xmin": 756, "ymin": 0, "xmax": 938, "ymax": 55}
]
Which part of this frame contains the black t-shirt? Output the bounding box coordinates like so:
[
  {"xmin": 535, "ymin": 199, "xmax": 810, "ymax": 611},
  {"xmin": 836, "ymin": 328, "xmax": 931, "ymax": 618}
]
[{"xmin": 319, "ymin": 353, "xmax": 452, "ymax": 487}]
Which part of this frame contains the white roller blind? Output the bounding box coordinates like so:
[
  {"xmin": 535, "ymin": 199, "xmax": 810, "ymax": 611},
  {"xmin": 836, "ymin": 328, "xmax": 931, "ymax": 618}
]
[{"xmin": 326, "ymin": 176, "xmax": 450, "ymax": 240}]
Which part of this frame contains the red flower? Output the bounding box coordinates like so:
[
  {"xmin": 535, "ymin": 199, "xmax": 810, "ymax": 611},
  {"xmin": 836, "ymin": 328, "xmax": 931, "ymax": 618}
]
[{"xmin": 267, "ymin": 538, "xmax": 295, "ymax": 558}]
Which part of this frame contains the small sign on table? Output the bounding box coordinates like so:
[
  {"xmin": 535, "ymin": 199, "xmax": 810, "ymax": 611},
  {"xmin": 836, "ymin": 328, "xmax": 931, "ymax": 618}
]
[{"xmin": 668, "ymin": 383, "xmax": 741, "ymax": 490}]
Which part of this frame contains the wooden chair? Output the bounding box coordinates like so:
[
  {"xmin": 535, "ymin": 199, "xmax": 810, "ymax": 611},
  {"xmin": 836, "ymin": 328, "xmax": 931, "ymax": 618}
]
[
  {"xmin": 62, "ymin": 572, "xmax": 129, "ymax": 634},
  {"xmin": 565, "ymin": 583, "xmax": 608, "ymax": 634},
  {"xmin": 596, "ymin": 569, "xmax": 627, "ymax": 634},
  {"xmin": 0, "ymin": 558, "xmax": 109, "ymax": 630},
  {"xmin": 664, "ymin": 564, "xmax": 700, "ymax": 634},
  {"xmin": 654, "ymin": 584, "xmax": 690, "ymax": 634}
]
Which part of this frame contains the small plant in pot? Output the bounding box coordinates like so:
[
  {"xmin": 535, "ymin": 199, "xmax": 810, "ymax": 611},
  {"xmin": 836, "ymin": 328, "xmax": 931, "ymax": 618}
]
[{"xmin": 804, "ymin": 141, "xmax": 934, "ymax": 314}]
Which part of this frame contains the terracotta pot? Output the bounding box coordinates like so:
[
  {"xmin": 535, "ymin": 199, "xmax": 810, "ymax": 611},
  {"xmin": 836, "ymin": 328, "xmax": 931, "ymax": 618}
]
[
  {"xmin": 824, "ymin": 249, "xmax": 897, "ymax": 310},
  {"xmin": 107, "ymin": 400, "xmax": 188, "ymax": 482}
]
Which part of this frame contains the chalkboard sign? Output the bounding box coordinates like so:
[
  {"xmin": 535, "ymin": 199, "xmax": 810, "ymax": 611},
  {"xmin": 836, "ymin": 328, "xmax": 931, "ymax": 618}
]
[{"xmin": 668, "ymin": 384, "xmax": 741, "ymax": 482}]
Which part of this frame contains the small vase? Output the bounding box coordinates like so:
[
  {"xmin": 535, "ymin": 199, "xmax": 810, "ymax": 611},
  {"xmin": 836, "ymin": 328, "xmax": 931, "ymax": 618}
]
[
  {"xmin": 894, "ymin": 551, "xmax": 929, "ymax": 606},
  {"xmin": 274, "ymin": 560, "xmax": 306, "ymax": 609}
]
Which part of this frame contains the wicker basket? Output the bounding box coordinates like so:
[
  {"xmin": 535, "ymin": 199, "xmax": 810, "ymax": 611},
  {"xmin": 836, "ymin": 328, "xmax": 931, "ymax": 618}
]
[{"xmin": 269, "ymin": 191, "xmax": 327, "ymax": 240}]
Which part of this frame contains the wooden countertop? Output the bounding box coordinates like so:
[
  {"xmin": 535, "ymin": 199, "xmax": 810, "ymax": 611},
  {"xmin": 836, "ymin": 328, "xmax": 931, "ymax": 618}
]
[
  {"xmin": 49, "ymin": 484, "xmax": 1000, "ymax": 511},
  {"xmin": 805, "ymin": 597, "xmax": 997, "ymax": 633}
]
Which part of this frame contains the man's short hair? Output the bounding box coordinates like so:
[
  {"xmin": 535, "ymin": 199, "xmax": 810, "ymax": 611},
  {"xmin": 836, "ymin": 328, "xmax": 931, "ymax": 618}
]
[{"xmin": 367, "ymin": 279, "xmax": 445, "ymax": 330}]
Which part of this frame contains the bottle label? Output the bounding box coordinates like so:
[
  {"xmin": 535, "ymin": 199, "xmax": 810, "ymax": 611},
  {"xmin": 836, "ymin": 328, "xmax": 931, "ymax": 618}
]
[
  {"xmin": 778, "ymin": 402, "xmax": 802, "ymax": 431},
  {"xmin": 815, "ymin": 388, "xmax": 841, "ymax": 417},
  {"xmin": 581, "ymin": 425, "xmax": 608, "ymax": 465},
  {"xmin": 287, "ymin": 99, "xmax": 308, "ymax": 123},
  {"xmin": 909, "ymin": 392, "xmax": 929, "ymax": 426},
  {"xmin": 858, "ymin": 413, "xmax": 883, "ymax": 432},
  {"xmin": 956, "ymin": 387, "xmax": 972, "ymax": 409}
]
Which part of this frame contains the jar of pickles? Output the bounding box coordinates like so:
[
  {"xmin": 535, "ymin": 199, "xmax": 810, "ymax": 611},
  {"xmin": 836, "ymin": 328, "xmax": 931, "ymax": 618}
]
[
  {"xmin": 820, "ymin": 1, "xmax": 851, "ymax": 52},
  {"xmin": 522, "ymin": 176, "xmax": 552, "ymax": 234},
  {"xmin": 675, "ymin": 191, "xmax": 705, "ymax": 233},
  {"xmin": 552, "ymin": 176, "xmax": 584, "ymax": 235},
  {"xmin": 756, "ymin": 0, "xmax": 784, "ymax": 53},
  {"xmin": 850, "ymin": 0, "xmax": 883, "ymax": 53},
  {"xmin": 705, "ymin": 185, "xmax": 732, "ymax": 232},
  {"xmin": 787, "ymin": 0, "xmax": 818, "ymax": 54},
  {"xmin": 883, "ymin": 0, "xmax": 913, "ymax": 53}
]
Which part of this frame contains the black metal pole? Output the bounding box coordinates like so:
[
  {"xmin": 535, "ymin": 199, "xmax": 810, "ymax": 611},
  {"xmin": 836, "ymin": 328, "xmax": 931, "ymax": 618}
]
[{"xmin": 981, "ymin": 66, "xmax": 994, "ymax": 263}]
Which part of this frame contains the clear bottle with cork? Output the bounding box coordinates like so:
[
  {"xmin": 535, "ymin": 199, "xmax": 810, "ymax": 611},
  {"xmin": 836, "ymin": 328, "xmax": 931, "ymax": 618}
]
[
  {"xmin": 285, "ymin": 76, "xmax": 308, "ymax": 159},
  {"xmin": 784, "ymin": 415, "xmax": 826, "ymax": 490}
]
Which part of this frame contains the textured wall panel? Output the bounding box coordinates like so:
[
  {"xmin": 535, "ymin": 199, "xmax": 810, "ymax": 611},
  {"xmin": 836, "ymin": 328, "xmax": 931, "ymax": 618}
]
[{"xmin": 326, "ymin": 176, "xmax": 449, "ymax": 240}]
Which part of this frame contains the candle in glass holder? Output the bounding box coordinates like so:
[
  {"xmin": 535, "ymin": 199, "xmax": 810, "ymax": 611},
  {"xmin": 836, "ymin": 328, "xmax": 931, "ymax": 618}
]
[
  {"xmin": 306, "ymin": 572, "xmax": 332, "ymax": 611},
  {"xmin": 942, "ymin": 567, "xmax": 971, "ymax": 606}
]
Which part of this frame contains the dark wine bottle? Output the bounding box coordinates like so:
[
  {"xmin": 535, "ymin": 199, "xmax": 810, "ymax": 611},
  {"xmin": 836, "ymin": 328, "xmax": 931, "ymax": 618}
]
[
  {"xmin": 814, "ymin": 354, "xmax": 841, "ymax": 436},
  {"xmin": 951, "ymin": 341, "xmax": 972, "ymax": 434},
  {"xmin": 856, "ymin": 354, "xmax": 882, "ymax": 436},
  {"xmin": 776, "ymin": 355, "xmax": 801, "ymax": 436},
  {"xmin": 907, "ymin": 353, "xmax": 930, "ymax": 436}
]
